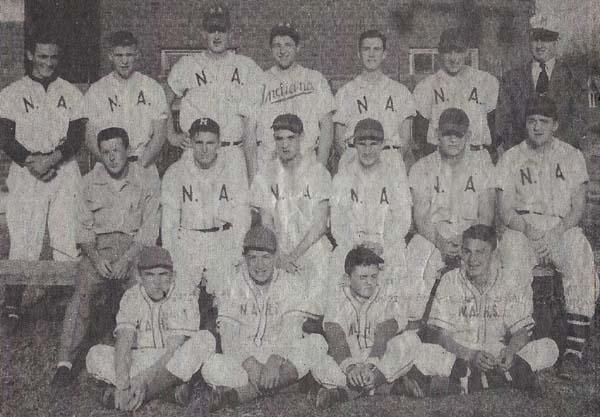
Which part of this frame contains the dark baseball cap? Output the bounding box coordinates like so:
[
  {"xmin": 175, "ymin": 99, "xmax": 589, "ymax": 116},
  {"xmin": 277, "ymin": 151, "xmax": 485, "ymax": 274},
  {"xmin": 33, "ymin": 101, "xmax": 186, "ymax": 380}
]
[
  {"xmin": 203, "ymin": 3, "xmax": 231, "ymax": 31},
  {"xmin": 272, "ymin": 113, "xmax": 304, "ymax": 134},
  {"xmin": 270, "ymin": 22, "xmax": 300, "ymax": 45},
  {"xmin": 189, "ymin": 117, "xmax": 220, "ymax": 137},
  {"xmin": 138, "ymin": 246, "xmax": 173, "ymax": 271},
  {"xmin": 529, "ymin": 14, "xmax": 559, "ymax": 42},
  {"xmin": 438, "ymin": 108, "xmax": 470, "ymax": 137},
  {"xmin": 525, "ymin": 96, "xmax": 558, "ymax": 120},
  {"xmin": 243, "ymin": 225, "xmax": 277, "ymax": 254},
  {"xmin": 353, "ymin": 118, "xmax": 384, "ymax": 142},
  {"xmin": 438, "ymin": 28, "xmax": 467, "ymax": 53}
]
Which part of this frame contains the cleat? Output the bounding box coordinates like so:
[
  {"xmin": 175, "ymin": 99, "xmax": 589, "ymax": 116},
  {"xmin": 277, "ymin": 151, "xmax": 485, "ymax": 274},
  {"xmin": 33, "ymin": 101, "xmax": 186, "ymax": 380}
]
[
  {"xmin": 315, "ymin": 387, "xmax": 348, "ymax": 409},
  {"xmin": 50, "ymin": 366, "xmax": 75, "ymax": 388}
]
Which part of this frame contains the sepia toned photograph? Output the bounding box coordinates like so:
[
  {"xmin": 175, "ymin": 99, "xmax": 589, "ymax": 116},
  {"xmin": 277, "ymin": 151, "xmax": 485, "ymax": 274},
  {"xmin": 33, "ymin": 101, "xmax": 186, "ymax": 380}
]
[{"xmin": 1, "ymin": 0, "xmax": 599, "ymax": 416}]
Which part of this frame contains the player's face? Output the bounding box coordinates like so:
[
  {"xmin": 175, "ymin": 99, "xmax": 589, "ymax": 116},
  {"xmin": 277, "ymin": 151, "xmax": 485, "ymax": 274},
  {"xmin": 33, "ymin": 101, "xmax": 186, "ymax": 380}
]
[
  {"xmin": 274, "ymin": 129, "xmax": 301, "ymax": 163},
  {"xmin": 139, "ymin": 267, "xmax": 173, "ymax": 301},
  {"xmin": 271, "ymin": 35, "xmax": 298, "ymax": 70},
  {"xmin": 461, "ymin": 238, "xmax": 494, "ymax": 281},
  {"xmin": 348, "ymin": 264, "xmax": 380, "ymax": 300},
  {"xmin": 27, "ymin": 43, "xmax": 60, "ymax": 79},
  {"xmin": 525, "ymin": 114, "xmax": 558, "ymax": 148},
  {"xmin": 441, "ymin": 50, "xmax": 466, "ymax": 76},
  {"xmin": 438, "ymin": 131, "xmax": 468, "ymax": 158},
  {"xmin": 108, "ymin": 45, "xmax": 139, "ymax": 79},
  {"xmin": 205, "ymin": 26, "xmax": 229, "ymax": 54},
  {"xmin": 530, "ymin": 39, "xmax": 557, "ymax": 64},
  {"xmin": 359, "ymin": 37, "xmax": 386, "ymax": 72},
  {"xmin": 99, "ymin": 137, "xmax": 129, "ymax": 177},
  {"xmin": 355, "ymin": 138, "xmax": 383, "ymax": 168},
  {"xmin": 191, "ymin": 131, "xmax": 220, "ymax": 168},
  {"xmin": 245, "ymin": 250, "xmax": 276, "ymax": 285}
]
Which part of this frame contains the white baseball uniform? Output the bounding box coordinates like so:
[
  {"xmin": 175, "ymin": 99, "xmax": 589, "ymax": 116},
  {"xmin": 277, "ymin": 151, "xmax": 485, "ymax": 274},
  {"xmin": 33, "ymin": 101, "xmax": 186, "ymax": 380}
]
[
  {"xmin": 255, "ymin": 64, "xmax": 335, "ymax": 167},
  {"xmin": 413, "ymin": 66, "xmax": 498, "ymax": 146},
  {"xmin": 0, "ymin": 76, "xmax": 83, "ymax": 261},
  {"xmin": 496, "ymin": 138, "xmax": 599, "ymax": 319},
  {"xmin": 250, "ymin": 155, "xmax": 332, "ymax": 315},
  {"xmin": 201, "ymin": 265, "xmax": 328, "ymax": 388},
  {"xmin": 86, "ymin": 283, "xmax": 216, "ymax": 384},
  {"xmin": 82, "ymin": 71, "xmax": 169, "ymax": 160},
  {"xmin": 334, "ymin": 73, "xmax": 416, "ymax": 172},
  {"xmin": 161, "ymin": 150, "xmax": 250, "ymax": 297}
]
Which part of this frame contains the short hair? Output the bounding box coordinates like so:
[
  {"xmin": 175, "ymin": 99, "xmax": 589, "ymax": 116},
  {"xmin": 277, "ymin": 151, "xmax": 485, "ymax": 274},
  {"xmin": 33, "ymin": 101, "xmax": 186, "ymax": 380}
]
[
  {"xmin": 344, "ymin": 246, "xmax": 384, "ymax": 275},
  {"xmin": 359, "ymin": 30, "xmax": 386, "ymax": 51},
  {"xmin": 27, "ymin": 27, "xmax": 61, "ymax": 53},
  {"xmin": 462, "ymin": 224, "xmax": 497, "ymax": 250},
  {"xmin": 97, "ymin": 127, "xmax": 130, "ymax": 149},
  {"xmin": 269, "ymin": 23, "xmax": 300, "ymax": 46},
  {"xmin": 108, "ymin": 31, "xmax": 138, "ymax": 48}
]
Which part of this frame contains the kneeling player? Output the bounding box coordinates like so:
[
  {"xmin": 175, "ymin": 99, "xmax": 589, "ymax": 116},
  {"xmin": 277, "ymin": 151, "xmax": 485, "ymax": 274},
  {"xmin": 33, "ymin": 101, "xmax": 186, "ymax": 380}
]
[
  {"xmin": 429, "ymin": 225, "xmax": 558, "ymax": 397},
  {"xmin": 187, "ymin": 225, "xmax": 327, "ymax": 413},
  {"xmin": 86, "ymin": 246, "xmax": 215, "ymax": 411}
]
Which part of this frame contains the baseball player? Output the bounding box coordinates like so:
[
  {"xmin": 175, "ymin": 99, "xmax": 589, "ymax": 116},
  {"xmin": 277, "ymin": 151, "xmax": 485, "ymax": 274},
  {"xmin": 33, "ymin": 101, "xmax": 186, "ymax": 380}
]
[
  {"xmin": 250, "ymin": 114, "xmax": 331, "ymax": 315},
  {"xmin": 51, "ymin": 127, "xmax": 160, "ymax": 386},
  {"xmin": 86, "ymin": 246, "xmax": 216, "ymax": 411},
  {"xmin": 255, "ymin": 23, "xmax": 335, "ymax": 169},
  {"xmin": 0, "ymin": 29, "xmax": 85, "ymax": 332},
  {"xmin": 497, "ymin": 96, "xmax": 598, "ymax": 376},
  {"xmin": 82, "ymin": 31, "xmax": 168, "ymax": 174},
  {"xmin": 413, "ymin": 27, "xmax": 498, "ymax": 155},
  {"xmin": 161, "ymin": 117, "xmax": 250, "ymax": 298},
  {"xmin": 428, "ymin": 225, "xmax": 559, "ymax": 396},
  {"xmin": 188, "ymin": 225, "xmax": 328, "ymax": 413},
  {"xmin": 166, "ymin": 3, "xmax": 263, "ymax": 180},
  {"xmin": 334, "ymin": 29, "xmax": 416, "ymax": 172},
  {"xmin": 329, "ymin": 118, "xmax": 412, "ymax": 296}
]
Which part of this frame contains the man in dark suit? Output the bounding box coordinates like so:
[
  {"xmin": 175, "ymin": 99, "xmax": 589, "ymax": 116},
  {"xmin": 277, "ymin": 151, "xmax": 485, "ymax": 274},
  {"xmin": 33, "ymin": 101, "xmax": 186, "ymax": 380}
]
[{"xmin": 495, "ymin": 14, "xmax": 586, "ymax": 152}]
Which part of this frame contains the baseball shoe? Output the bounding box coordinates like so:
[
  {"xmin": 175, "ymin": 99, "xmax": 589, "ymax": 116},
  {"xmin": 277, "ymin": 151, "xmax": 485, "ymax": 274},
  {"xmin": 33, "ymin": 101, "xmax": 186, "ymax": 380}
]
[
  {"xmin": 50, "ymin": 366, "xmax": 76, "ymax": 388},
  {"xmin": 315, "ymin": 387, "xmax": 348, "ymax": 410},
  {"xmin": 174, "ymin": 383, "xmax": 192, "ymax": 406},
  {"xmin": 557, "ymin": 352, "xmax": 583, "ymax": 381},
  {"xmin": 183, "ymin": 385, "xmax": 210, "ymax": 417},
  {"xmin": 2, "ymin": 306, "xmax": 20, "ymax": 335},
  {"xmin": 391, "ymin": 366, "xmax": 430, "ymax": 398},
  {"xmin": 100, "ymin": 386, "xmax": 115, "ymax": 409},
  {"xmin": 448, "ymin": 358, "xmax": 470, "ymax": 395},
  {"xmin": 208, "ymin": 386, "xmax": 239, "ymax": 412},
  {"xmin": 509, "ymin": 356, "xmax": 543, "ymax": 398}
]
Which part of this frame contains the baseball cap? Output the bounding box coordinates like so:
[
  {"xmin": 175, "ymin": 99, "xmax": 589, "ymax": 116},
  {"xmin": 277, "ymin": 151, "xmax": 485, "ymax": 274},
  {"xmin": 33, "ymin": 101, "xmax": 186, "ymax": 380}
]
[
  {"xmin": 529, "ymin": 13, "xmax": 559, "ymax": 42},
  {"xmin": 203, "ymin": 3, "xmax": 231, "ymax": 31},
  {"xmin": 353, "ymin": 118, "xmax": 384, "ymax": 142},
  {"xmin": 344, "ymin": 246, "xmax": 384, "ymax": 275},
  {"xmin": 525, "ymin": 96, "xmax": 558, "ymax": 120},
  {"xmin": 138, "ymin": 246, "xmax": 174, "ymax": 271},
  {"xmin": 438, "ymin": 108, "xmax": 470, "ymax": 137},
  {"xmin": 271, "ymin": 113, "xmax": 304, "ymax": 134},
  {"xmin": 270, "ymin": 23, "xmax": 300, "ymax": 45},
  {"xmin": 438, "ymin": 28, "xmax": 467, "ymax": 53},
  {"xmin": 189, "ymin": 117, "xmax": 220, "ymax": 137},
  {"xmin": 243, "ymin": 225, "xmax": 277, "ymax": 254}
]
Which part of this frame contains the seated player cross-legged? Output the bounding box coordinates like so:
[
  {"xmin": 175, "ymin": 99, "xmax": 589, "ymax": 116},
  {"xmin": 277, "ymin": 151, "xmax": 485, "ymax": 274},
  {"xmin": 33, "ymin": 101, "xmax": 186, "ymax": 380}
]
[{"xmin": 86, "ymin": 246, "xmax": 215, "ymax": 411}]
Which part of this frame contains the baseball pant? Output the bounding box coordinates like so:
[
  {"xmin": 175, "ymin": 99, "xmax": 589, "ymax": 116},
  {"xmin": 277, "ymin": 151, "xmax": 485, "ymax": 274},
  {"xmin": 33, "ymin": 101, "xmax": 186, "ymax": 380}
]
[
  {"xmin": 202, "ymin": 334, "xmax": 328, "ymax": 388},
  {"xmin": 86, "ymin": 331, "xmax": 216, "ymax": 384},
  {"xmin": 313, "ymin": 331, "xmax": 420, "ymax": 388},
  {"xmin": 57, "ymin": 233, "xmax": 136, "ymax": 364}
]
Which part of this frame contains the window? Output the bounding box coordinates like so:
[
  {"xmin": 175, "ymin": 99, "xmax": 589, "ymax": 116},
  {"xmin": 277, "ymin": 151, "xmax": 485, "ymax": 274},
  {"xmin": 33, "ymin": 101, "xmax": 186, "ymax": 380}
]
[{"xmin": 409, "ymin": 48, "xmax": 479, "ymax": 75}]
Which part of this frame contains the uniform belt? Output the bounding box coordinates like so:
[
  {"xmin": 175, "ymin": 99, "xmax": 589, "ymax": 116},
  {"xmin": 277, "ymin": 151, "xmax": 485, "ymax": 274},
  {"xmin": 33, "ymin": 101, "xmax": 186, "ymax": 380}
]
[
  {"xmin": 190, "ymin": 222, "xmax": 233, "ymax": 233},
  {"xmin": 347, "ymin": 143, "xmax": 397, "ymax": 149},
  {"xmin": 515, "ymin": 210, "xmax": 563, "ymax": 219},
  {"xmin": 221, "ymin": 140, "xmax": 242, "ymax": 147}
]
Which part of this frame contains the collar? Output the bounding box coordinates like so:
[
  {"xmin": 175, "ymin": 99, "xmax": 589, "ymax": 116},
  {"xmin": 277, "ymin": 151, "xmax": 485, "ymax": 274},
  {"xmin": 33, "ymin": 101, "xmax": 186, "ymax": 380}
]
[
  {"xmin": 342, "ymin": 284, "xmax": 382, "ymax": 307},
  {"xmin": 533, "ymin": 58, "xmax": 556, "ymax": 72},
  {"xmin": 182, "ymin": 148, "xmax": 225, "ymax": 176},
  {"xmin": 522, "ymin": 136, "xmax": 558, "ymax": 155},
  {"xmin": 110, "ymin": 70, "xmax": 139, "ymax": 85},
  {"xmin": 27, "ymin": 73, "xmax": 59, "ymax": 92}
]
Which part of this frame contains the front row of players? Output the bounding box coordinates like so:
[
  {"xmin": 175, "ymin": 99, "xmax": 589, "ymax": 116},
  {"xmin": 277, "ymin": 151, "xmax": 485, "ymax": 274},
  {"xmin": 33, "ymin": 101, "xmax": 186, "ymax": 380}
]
[{"xmin": 86, "ymin": 225, "xmax": 558, "ymax": 413}]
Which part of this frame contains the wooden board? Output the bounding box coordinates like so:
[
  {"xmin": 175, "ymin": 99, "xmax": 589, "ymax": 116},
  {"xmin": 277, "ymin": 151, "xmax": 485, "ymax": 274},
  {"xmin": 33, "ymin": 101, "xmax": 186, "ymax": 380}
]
[{"xmin": 0, "ymin": 260, "xmax": 77, "ymax": 286}]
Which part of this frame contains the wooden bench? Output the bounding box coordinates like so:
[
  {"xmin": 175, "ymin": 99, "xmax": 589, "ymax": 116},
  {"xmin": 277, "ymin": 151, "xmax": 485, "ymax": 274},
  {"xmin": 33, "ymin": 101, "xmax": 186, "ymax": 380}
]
[{"xmin": 0, "ymin": 260, "xmax": 77, "ymax": 286}]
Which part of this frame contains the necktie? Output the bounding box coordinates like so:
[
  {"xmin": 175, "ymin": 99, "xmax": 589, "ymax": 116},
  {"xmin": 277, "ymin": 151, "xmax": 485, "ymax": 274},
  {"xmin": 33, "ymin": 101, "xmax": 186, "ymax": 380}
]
[{"xmin": 536, "ymin": 62, "xmax": 549, "ymax": 94}]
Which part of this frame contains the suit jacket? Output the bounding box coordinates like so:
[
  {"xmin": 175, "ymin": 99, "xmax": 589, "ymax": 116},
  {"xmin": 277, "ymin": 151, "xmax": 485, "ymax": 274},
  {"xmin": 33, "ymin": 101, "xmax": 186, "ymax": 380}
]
[{"xmin": 495, "ymin": 60, "xmax": 586, "ymax": 150}]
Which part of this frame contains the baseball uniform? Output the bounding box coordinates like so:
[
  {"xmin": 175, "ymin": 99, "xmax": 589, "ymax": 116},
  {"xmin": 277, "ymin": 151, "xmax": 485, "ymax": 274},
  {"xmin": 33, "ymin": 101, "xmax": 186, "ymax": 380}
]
[
  {"xmin": 413, "ymin": 66, "xmax": 498, "ymax": 147},
  {"xmin": 86, "ymin": 283, "xmax": 215, "ymax": 385},
  {"xmin": 250, "ymin": 155, "xmax": 332, "ymax": 315},
  {"xmin": 255, "ymin": 64, "xmax": 335, "ymax": 167},
  {"xmin": 82, "ymin": 71, "xmax": 169, "ymax": 161},
  {"xmin": 161, "ymin": 149, "xmax": 250, "ymax": 297},
  {"xmin": 335, "ymin": 73, "xmax": 416, "ymax": 172},
  {"xmin": 201, "ymin": 265, "xmax": 328, "ymax": 388},
  {"xmin": 0, "ymin": 75, "xmax": 83, "ymax": 261}
]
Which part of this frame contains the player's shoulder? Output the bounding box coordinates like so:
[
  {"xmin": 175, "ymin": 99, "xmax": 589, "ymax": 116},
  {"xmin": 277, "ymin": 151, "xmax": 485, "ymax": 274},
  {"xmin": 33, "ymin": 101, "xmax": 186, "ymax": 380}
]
[
  {"xmin": 171, "ymin": 54, "xmax": 196, "ymax": 70},
  {"xmin": 306, "ymin": 158, "xmax": 332, "ymax": 180},
  {"xmin": 232, "ymin": 52, "xmax": 261, "ymax": 69},
  {"xmin": 414, "ymin": 71, "xmax": 439, "ymax": 90},
  {"xmin": 436, "ymin": 267, "xmax": 464, "ymax": 294},
  {"xmin": 410, "ymin": 151, "xmax": 437, "ymax": 175},
  {"xmin": 133, "ymin": 71, "xmax": 164, "ymax": 89},
  {"xmin": 120, "ymin": 283, "xmax": 145, "ymax": 306},
  {"xmin": 552, "ymin": 137, "xmax": 582, "ymax": 156},
  {"xmin": 53, "ymin": 77, "xmax": 82, "ymax": 94},
  {"xmin": 162, "ymin": 154, "xmax": 188, "ymax": 181},
  {"xmin": 1, "ymin": 76, "xmax": 31, "ymax": 94}
]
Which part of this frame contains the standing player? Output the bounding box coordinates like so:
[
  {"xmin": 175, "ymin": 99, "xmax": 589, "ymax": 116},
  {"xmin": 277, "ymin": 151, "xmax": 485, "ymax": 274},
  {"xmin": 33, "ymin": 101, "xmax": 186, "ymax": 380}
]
[
  {"xmin": 187, "ymin": 226, "xmax": 328, "ymax": 414},
  {"xmin": 497, "ymin": 96, "xmax": 598, "ymax": 376},
  {"xmin": 166, "ymin": 3, "xmax": 263, "ymax": 180},
  {"xmin": 255, "ymin": 23, "xmax": 334, "ymax": 169},
  {"xmin": 82, "ymin": 31, "xmax": 168, "ymax": 173},
  {"xmin": 250, "ymin": 114, "xmax": 331, "ymax": 315},
  {"xmin": 0, "ymin": 29, "xmax": 85, "ymax": 332},
  {"xmin": 413, "ymin": 28, "xmax": 498, "ymax": 155},
  {"xmin": 161, "ymin": 117, "xmax": 250, "ymax": 298},
  {"xmin": 51, "ymin": 127, "xmax": 160, "ymax": 386},
  {"xmin": 334, "ymin": 29, "xmax": 416, "ymax": 172}
]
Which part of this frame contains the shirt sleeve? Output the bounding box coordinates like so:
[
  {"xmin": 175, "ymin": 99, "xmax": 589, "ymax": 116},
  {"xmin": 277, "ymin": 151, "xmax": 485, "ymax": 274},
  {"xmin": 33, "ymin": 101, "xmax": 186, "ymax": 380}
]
[
  {"xmin": 249, "ymin": 173, "xmax": 272, "ymax": 211},
  {"xmin": 503, "ymin": 277, "xmax": 535, "ymax": 335},
  {"xmin": 483, "ymin": 72, "xmax": 499, "ymax": 113},
  {"xmin": 115, "ymin": 288, "xmax": 141, "ymax": 333},
  {"xmin": 316, "ymin": 72, "xmax": 335, "ymax": 117},
  {"xmin": 134, "ymin": 165, "xmax": 160, "ymax": 246},
  {"xmin": 396, "ymin": 85, "xmax": 417, "ymax": 121},
  {"xmin": 0, "ymin": 86, "xmax": 17, "ymax": 121},
  {"xmin": 413, "ymin": 79, "xmax": 432, "ymax": 119},
  {"xmin": 571, "ymin": 149, "xmax": 590, "ymax": 187},
  {"xmin": 160, "ymin": 165, "xmax": 182, "ymax": 253},
  {"xmin": 313, "ymin": 166, "xmax": 332, "ymax": 202},
  {"xmin": 76, "ymin": 178, "xmax": 96, "ymax": 244},
  {"xmin": 428, "ymin": 274, "xmax": 458, "ymax": 331},
  {"xmin": 152, "ymin": 82, "xmax": 170, "ymax": 120},
  {"xmin": 68, "ymin": 86, "xmax": 85, "ymax": 121},
  {"xmin": 332, "ymin": 87, "xmax": 348, "ymax": 125},
  {"xmin": 167, "ymin": 57, "xmax": 189, "ymax": 97}
]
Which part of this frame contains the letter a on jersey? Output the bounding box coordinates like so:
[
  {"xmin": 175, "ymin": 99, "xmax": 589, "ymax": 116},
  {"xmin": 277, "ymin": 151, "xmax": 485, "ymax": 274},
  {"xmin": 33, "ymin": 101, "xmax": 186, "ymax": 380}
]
[
  {"xmin": 219, "ymin": 184, "xmax": 229, "ymax": 201},
  {"xmin": 468, "ymin": 88, "xmax": 479, "ymax": 104},
  {"xmin": 231, "ymin": 68, "xmax": 241, "ymax": 84},
  {"xmin": 380, "ymin": 187, "xmax": 389, "ymax": 204},
  {"xmin": 464, "ymin": 176, "xmax": 475, "ymax": 192},
  {"xmin": 137, "ymin": 90, "xmax": 147, "ymax": 105},
  {"xmin": 555, "ymin": 164, "xmax": 565, "ymax": 180},
  {"xmin": 385, "ymin": 96, "xmax": 395, "ymax": 112},
  {"xmin": 57, "ymin": 95, "xmax": 67, "ymax": 109}
]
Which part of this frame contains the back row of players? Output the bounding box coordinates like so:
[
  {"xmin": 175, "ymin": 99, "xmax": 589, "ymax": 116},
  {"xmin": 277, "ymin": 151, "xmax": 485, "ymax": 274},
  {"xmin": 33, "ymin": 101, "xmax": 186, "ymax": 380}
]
[{"xmin": 0, "ymin": 3, "xmax": 597, "ymax": 412}]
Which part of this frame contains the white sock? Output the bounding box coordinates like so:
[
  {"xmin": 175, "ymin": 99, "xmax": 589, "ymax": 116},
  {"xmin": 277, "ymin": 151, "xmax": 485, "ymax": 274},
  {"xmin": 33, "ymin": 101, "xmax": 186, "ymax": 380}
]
[{"xmin": 57, "ymin": 361, "xmax": 73, "ymax": 370}]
